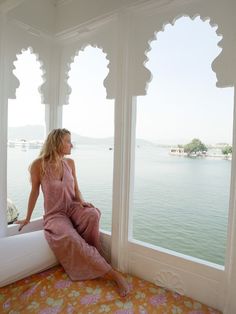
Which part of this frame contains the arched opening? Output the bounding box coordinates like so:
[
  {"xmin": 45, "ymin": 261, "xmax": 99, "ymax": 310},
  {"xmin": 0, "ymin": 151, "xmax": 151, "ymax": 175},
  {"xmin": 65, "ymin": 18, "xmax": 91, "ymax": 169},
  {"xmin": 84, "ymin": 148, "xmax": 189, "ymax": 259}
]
[
  {"xmin": 132, "ymin": 16, "xmax": 234, "ymax": 265},
  {"xmin": 7, "ymin": 48, "xmax": 46, "ymax": 223},
  {"xmin": 63, "ymin": 45, "xmax": 114, "ymax": 233}
]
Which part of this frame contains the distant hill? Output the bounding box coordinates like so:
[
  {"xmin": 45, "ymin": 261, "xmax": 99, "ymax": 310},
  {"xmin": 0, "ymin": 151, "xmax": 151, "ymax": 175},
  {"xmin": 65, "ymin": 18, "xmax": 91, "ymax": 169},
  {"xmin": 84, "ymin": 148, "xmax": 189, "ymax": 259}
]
[
  {"xmin": 8, "ymin": 125, "xmax": 154, "ymax": 146},
  {"xmin": 71, "ymin": 132, "xmax": 113, "ymax": 145},
  {"xmin": 8, "ymin": 125, "xmax": 45, "ymax": 140}
]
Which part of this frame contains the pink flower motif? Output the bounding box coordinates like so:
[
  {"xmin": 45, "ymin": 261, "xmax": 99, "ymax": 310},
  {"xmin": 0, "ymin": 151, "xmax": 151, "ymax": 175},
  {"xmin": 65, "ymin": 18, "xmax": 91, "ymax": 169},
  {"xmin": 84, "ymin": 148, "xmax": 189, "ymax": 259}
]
[
  {"xmin": 55, "ymin": 280, "xmax": 72, "ymax": 289},
  {"xmin": 67, "ymin": 304, "xmax": 74, "ymax": 314},
  {"xmin": 39, "ymin": 306, "xmax": 61, "ymax": 314},
  {"xmin": 149, "ymin": 294, "xmax": 167, "ymax": 306},
  {"xmin": 80, "ymin": 294, "xmax": 100, "ymax": 305},
  {"xmin": 20, "ymin": 285, "xmax": 37, "ymax": 300},
  {"xmin": 3, "ymin": 299, "xmax": 11, "ymax": 309}
]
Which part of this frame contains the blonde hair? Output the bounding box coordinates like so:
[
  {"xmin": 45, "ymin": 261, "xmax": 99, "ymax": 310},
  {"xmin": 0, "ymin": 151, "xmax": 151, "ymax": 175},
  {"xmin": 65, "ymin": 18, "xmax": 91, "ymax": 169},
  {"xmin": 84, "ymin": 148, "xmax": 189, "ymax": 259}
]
[{"xmin": 39, "ymin": 128, "xmax": 71, "ymax": 175}]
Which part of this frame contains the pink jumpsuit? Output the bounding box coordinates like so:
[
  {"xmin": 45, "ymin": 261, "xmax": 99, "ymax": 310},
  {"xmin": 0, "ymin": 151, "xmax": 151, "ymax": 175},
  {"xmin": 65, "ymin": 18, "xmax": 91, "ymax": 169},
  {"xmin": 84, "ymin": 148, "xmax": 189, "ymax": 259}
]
[{"xmin": 41, "ymin": 159, "xmax": 111, "ymax": 281}]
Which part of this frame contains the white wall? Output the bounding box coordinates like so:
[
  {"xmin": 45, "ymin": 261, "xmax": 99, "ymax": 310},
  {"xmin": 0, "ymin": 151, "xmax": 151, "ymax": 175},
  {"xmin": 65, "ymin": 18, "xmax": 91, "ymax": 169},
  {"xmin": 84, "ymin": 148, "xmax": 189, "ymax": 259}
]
[
  {"xmin": 55, "ymin": 0, "xmax": 140, "ymax": 34},
  {"xmin": 7, "ymin": 0, "xmax": 56, "ymax": 35}
]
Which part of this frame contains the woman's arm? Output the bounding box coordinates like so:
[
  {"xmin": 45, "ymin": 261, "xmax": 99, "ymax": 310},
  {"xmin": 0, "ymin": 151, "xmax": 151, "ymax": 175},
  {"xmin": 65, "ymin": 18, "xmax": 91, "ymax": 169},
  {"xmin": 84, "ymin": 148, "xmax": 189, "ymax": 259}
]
[
  {"xmin": 66, "ymin": 158, "xmax": 84, "ymax": 203},
  {"xmin": 16, "ymin": 159, "xmax": 41, "ymax": 231}
]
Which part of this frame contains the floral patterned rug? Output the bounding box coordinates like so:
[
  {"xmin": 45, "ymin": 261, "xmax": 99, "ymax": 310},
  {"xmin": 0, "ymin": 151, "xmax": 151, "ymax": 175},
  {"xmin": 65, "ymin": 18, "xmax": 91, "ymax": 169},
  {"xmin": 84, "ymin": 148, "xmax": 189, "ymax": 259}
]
[{"xmin": 0, "ymin": 265, "xmax": 221, "ymax": 313}]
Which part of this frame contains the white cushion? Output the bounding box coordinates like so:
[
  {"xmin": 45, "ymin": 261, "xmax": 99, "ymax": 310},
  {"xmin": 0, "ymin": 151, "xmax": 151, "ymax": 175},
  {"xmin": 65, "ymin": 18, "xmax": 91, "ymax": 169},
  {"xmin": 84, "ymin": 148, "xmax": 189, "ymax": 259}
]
[{"xmin": 0, "ymin": 230, "xmax": 58, "ymax": 287}]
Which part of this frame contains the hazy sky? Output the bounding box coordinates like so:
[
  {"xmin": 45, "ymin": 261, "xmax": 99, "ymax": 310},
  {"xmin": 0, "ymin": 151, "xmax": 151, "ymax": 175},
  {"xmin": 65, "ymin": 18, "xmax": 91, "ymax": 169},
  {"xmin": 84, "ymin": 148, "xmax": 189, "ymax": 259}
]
[
  {"xmin": 8, "ymin": 49, "xmax": 45, "ymax": 127},
  {"xmin": 63, "ymin": 48, "xmax": 114, "ymax": 138},
  {"xmin": 136, "ymin": 16, "xmax": 234, "ymax": 145},
  {"xmin": 8, "ymin": 16, "xmax": 234, "ymax": 145}
]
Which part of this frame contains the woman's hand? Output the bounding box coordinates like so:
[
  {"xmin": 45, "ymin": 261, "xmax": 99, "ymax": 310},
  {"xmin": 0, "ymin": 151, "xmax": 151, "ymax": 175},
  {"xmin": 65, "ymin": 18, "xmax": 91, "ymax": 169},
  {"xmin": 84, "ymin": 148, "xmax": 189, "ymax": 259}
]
[{"xmin": 15, "ymin": 219, "xmax": 30, "ymax": 232}]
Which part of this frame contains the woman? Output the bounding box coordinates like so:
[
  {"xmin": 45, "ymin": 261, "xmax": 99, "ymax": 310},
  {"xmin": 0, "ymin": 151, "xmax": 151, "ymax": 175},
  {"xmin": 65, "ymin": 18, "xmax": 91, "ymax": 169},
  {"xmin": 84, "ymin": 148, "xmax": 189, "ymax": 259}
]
[{"xmin": 16, "ymin": 128, "xmax": 129, "ymax": 296}]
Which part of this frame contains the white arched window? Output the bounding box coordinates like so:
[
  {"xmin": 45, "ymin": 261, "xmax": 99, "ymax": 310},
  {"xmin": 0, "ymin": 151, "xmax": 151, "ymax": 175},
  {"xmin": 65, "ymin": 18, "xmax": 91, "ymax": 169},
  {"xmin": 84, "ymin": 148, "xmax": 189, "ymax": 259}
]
[
  {"xmin": 7, "ymin": 48, "xmax": 46, "ymax": 224},
  {"xmin": 63, "ymin": 46, "xmax": 114, "ymax": 233},
  {"xmin": 132, "ymin": 16, "xmax": 234, "ymax": 265}
]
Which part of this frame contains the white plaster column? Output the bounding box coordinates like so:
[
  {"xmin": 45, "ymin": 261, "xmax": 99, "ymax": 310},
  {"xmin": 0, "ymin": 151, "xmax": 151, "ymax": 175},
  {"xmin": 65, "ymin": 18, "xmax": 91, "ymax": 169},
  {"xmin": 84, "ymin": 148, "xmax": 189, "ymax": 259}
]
[
  {"xmin": 45, "ymin": 44, "xmax": 63, "ymax": 133},
  {"xmin": 111, "ymin": 11, "xmax": 136, "ymax": 272},
  {"xmin": 224, "ymin": 87, "xmax": 236, "ymax": 314},
  {"xmin": 0, "ymin": 11, "xmax": 8, "ymax": 237}
]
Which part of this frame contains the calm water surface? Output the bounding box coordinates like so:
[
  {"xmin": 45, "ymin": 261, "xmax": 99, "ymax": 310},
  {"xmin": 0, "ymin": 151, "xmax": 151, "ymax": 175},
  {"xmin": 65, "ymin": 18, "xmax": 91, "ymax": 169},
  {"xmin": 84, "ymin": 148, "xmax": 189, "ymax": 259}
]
[{"xmin": 7, "ymin": 145, "xmax": 230, "ymax": 265}]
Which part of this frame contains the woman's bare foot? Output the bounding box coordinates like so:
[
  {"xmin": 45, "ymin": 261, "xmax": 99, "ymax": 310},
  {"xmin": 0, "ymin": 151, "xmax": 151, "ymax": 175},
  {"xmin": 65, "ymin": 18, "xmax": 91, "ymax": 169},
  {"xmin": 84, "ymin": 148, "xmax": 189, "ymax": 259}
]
[
  {"xmin": 105, "ymin": 269, "xmax": 130, "ymax": 297},
  {"xmin": 114, "ymin": 272, "xmax": 130, "ymax": 297}
]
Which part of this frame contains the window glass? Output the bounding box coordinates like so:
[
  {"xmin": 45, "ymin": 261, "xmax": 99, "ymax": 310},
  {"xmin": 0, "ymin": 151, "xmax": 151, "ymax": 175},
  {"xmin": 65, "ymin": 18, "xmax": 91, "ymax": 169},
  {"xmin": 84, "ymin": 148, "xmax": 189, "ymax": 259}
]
[
  {"xmin": 132, "ymin": 17, "xmax": 233, "ymax": 265},
  {"xmin": 63, "ymin": 46, "xmax": 114, "ymax": 232},
  {"xmin": 7, "ymin": 48, "xmax": 45, "ymax": 223}
]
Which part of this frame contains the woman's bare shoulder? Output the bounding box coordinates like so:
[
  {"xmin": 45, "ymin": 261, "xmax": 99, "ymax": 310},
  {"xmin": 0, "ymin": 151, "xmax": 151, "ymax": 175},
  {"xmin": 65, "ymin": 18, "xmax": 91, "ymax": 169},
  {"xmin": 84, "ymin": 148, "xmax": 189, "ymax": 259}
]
[
  {"xmin": 30, "ymin": 158, "xmax": 42, "ymax": 171},
  {"xmin": 64, "ymin": 157, "xmax": 74, "ymax": 163},
  {"xmin": 64, "ymin": 158, "xmax": 75, "ymax": 169}
]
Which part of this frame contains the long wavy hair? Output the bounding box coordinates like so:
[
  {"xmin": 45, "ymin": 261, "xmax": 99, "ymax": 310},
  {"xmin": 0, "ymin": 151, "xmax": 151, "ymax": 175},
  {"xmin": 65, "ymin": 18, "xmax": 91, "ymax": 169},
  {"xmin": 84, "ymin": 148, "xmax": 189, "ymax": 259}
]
[{"xmin": 39, "ymin": 128, "xmax": 71, "ymax": 175}]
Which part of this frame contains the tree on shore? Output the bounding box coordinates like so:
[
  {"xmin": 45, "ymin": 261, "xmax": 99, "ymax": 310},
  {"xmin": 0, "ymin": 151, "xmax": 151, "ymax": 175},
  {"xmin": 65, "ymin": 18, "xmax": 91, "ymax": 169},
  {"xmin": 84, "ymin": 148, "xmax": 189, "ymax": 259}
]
[
  {"xmin": 184, "ymin": 138, "xmax": 207, "ymax": 155},
  {"xmin": 222, "ymin": 145, "xmax": 232, "ymax": 155}
]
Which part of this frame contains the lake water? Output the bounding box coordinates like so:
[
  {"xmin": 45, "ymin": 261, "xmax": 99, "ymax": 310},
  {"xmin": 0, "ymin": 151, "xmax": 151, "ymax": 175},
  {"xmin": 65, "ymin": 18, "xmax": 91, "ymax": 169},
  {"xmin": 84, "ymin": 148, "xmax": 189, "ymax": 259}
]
[{"xmin": 7, "ymin": 145, "xmax": 230, "ymax": 265}]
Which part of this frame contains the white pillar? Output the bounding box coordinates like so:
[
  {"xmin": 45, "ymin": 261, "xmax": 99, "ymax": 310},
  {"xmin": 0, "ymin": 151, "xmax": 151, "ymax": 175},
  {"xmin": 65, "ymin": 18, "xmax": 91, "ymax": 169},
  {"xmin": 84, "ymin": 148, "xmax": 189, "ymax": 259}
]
[
  {"xmin": 45, "ymin": 44, "xmax": 63, "ymax": 134},
  {"xmin": 224, "ymin": 87, "xmax": 236, "ymax": 314},
  {"xmin": 0, "ymin": 11, "xmax": 8, "ymax": 237},
  {"xmin": 111, "ymin": 11, "xmax": 136, "ymax": 272}
]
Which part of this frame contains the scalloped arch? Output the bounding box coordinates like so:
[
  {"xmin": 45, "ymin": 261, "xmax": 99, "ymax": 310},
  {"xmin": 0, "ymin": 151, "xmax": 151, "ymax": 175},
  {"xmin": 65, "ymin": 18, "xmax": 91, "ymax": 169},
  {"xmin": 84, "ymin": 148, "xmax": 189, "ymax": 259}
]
[
  {"xmin": 142, "ymin": 14, "xmax": 224, "ymax": 94},
  {"xmin": 62, "ymin": 43, "xmax": 112, "ymax": 106},
  {"xmin": 11, "ymin": 46, "xmax": 47, "ymax": 103}
]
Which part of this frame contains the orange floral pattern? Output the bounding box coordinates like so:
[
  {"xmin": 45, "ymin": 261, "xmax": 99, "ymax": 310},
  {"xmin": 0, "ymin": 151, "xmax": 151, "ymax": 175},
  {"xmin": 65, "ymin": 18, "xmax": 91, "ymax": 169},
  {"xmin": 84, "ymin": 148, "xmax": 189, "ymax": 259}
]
[{"xmin": 0, "ymin": 266, "xmax": 221, "ymax": 314}]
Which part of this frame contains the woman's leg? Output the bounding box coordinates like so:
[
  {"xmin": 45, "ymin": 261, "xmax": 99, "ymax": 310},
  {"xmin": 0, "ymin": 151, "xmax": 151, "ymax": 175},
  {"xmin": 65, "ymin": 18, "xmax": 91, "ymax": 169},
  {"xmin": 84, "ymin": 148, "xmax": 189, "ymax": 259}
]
[
  {"xmin": 70, "ymin": 206, "xmax": 130, "ymax": 296},
  {"xmin": 71, "ymin": 205, "xmax": 102, "ymax": 250},
  {"xmin": 44, "ymin": 216, "xmax": 111, "ymax": 281}
]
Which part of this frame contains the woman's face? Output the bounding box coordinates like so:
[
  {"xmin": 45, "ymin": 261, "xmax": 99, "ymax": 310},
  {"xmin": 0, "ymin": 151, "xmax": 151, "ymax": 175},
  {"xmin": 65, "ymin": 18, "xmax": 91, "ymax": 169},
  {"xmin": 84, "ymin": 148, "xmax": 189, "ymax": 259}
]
[{"xmin": 60, "ymin": 133, "xmax": 73, "ymax": 156}]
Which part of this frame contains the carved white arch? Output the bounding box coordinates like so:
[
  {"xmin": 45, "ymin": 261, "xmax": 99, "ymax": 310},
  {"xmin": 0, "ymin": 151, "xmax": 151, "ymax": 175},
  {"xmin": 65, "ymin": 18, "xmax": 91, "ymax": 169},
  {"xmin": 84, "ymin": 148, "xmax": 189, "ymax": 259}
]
[
  {"xmin": 129, "ymin": 0, "xmax": 236, "ymax": 96},
  {"xmin": 10, "ymin": 46, "xmax": 47, "ymax": 104},
  {"xmin": 61, "ymin": 42, "xmax": 113, "ymax": 107},
  {"xmin": 142, "ymin": 14, "xmax": 226, "ymax": 94}
]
